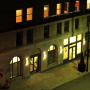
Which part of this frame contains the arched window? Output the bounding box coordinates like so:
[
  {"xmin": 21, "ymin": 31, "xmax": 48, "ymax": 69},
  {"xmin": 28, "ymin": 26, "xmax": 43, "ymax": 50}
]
[
  {"xmin": 48, "ymin": 45, "xmax": 56, "ymax": 65},
  {"xmin": 10, "ymin": 56, "xmax": 20, "ymax": 78}
]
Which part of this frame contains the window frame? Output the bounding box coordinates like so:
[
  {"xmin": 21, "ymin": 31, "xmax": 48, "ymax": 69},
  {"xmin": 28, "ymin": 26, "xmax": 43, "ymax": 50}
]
[
  {"xmin": 57, "ymin": 22, "xmax": 62, "ymax": 35},
  {"xmin": 44, "ymin": 25, "xmax": 49, "ymax": 39},
  {"xmin": 56, "ymin": 3, "xmax": 61, "ymax": 15},
  {"xmin": 64, "ymin": 2, "xmax": 69, "ymax": 13},
  {"xmin": 87, "ymin": 0, "xmax": 90, "ymax": 9},
  {"xmin": 75, "ymin": 1, "xmax": 79, "ymax": 11},
  {"xmin": 44, "ymin": 5, "xmax": 49, "ymax": 17},
  {"xmin": 16, "ymin": 9, "xmax": 22, "ymax": 23},
  {"xmin": 10, "ymin": 56, "xmax": 21, "ymax": 79},
  {"xmin": 27, "ymin": 7, "xmax": 33, "ymax": 21},
  {"xmin": 64, "ymin": 21, "xmax": 69, "ymax": 33},
  {"xmin": 27, "ymin": 29, "xmax": 33, "ymax": 44},
  {"xmin": 75, "ymin": 18, "xmax": 79, "ymax": 30},
  {"xmin": 16, "ymin": 31, "xmax": 23, "ymax": 47}
]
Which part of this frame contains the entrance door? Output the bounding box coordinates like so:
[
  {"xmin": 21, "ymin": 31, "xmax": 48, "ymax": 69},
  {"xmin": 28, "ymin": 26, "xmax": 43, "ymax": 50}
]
[
  {"xmin": 69, "ymin": 47, "xmax": 75, "ymax": 60},
  {"xmin": 30, "ymin": 56, "xmax": 38, "ymax": 72}
]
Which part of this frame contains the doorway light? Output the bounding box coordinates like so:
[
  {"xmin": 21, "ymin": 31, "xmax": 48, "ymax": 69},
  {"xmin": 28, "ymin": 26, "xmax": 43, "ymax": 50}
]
[
  {"xmin": 83, "ymin": 38, "xmax": 85, "ymax": 45},
  {"xmin": 25, "ymin": 58, "xmax": 28, "ymax": 65},
  {"xmin": 43, "ymin": 52, "xmax": 46, "ymax": 59},
  {"xmin": 60, "ymin": 46, "xmax": 62, "ymax": 54}
]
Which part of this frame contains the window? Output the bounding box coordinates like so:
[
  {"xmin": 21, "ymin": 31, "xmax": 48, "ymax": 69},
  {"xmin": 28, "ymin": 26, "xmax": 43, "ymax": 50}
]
[
  {"xmin": 70, "ymin": 36, "xmax": 76, "ymax": 43},
  {"xmin": 77, "ymin": 34, "xmax": 82, "ymax": 41},
  {"xmin": 64, "ymin": 21, "xmax": 69, "ymax": 32},
  {"xmin": 16, "ymin": 31, "xmax": 23, "ymax": 47},
  {"xmin": 75, "ymin": 1, "xmax": 79, "ymax": 11},
  {"xmin": 44, "ymin": 5, "xmax": 49, "ymax": 17},
  {"xmin": 64, "ymin": 2, "xmax": 69, "ymax": 13},
  {"xmin": 44, "ymin": 25, "xmax": 49, "ymax": 38},
  {"xmin": 16, "ymin": 9, "xmax": 22, "ymax": 23},
  {"xmin": 10, "ymin": 56, "xmax": 21, "ymax": 78},
  {"xmin": 75, "ymin": 18, "xmax": 79, "ymax": 30},
  {"xmin": 27, "ymin": 8, "xmax": 33, "ymax": 21},
  {"xmin": 56, "ymin": 3, "xmax": 61, "ymax": 15},
  {"xmin": 64, "ymin": 38, "xmax": 68, "ymax": 45},
  {"xmin": 63, "ymin": 46, "xmax": 68, "ymax": 59},
  {"xmin": 27, "ymin": 29, "xmax": 33, "ymax": 44},
  {"xmin": 87, "ymin": 0, "xmax": 90, "ymax": 9},
  {"xmin": 57, "ymin": 22, "xmax": 62, "ymax": 35},
  {"xmin": 48, "ymin": 45, "xmax": 56, "ymax": 65},
  {"xmin": 77, "ymin": 42, "xmax": 81, "ymax": 54}
]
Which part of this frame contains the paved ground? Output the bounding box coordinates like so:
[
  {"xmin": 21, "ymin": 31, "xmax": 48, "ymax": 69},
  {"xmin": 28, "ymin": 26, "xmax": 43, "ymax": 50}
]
[
  {"xmin": 1, "ymin": 56, "xmax": 90, "ymax": 90},
  {"xmin": 53, "ymin": 72, "xmax": 90, "ymax": 90}
]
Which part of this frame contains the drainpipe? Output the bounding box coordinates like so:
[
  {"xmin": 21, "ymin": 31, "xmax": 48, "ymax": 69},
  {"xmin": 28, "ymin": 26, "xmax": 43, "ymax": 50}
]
[{"xmin": 86, "ymin": 22, "xmax": 89, "ymax": 72}]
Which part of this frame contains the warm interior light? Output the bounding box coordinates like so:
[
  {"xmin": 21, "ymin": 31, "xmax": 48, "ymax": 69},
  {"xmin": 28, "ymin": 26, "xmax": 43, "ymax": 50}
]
[
  {"xmin": 27, "ymin": 8, "xmax": 33, "ymax": 21},
  {"xmin": 16, "ymin": 9, "xmax": 22, "ymax": 23},
  {"xmin": 44, "ymin": 8, "xmax": 47, "ymax": 10},
  {"xmin": 64, "ymin": 38, "xmax": 68, "ymax": 45},
  {"xmin": 44, "ymin": 5, "xmax": 49, "ymax": 17},
  {"xmin": 88, "ymin": 0, "xmax": 90, "ymax": 3},
  {"xmin": 70, "ymin": 36, "xmax": 76, "ymax": 43}
]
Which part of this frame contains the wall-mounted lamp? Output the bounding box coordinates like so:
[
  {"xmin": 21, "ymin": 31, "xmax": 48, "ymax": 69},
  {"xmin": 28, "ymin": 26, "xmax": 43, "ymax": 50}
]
[
  {"xmin": 83, "ymin": 38, "xmax": 85, "ymax": 45},
  {"xmin": 60, "ymin": 46, "xmax": 62, "ymax": 54},
  {"xmin": 25, "ymin": 58, "xmax": 28, "ymax": 65},
  {"xmin": 43, "ymin": 52, "xmax": 46, "ymax": 59}
]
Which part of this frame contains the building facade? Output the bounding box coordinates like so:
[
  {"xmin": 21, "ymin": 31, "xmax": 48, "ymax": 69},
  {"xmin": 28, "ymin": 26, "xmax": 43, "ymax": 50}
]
[{"xmin": 0, "ymin": 0, "xmax": 90, "ymax": 88}]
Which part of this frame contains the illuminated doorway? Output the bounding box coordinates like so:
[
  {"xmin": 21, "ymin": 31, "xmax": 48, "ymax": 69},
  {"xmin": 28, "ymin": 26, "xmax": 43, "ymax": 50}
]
[
  {"xmin": 63, "ymin": 34, "xmax": 82, "ymax": 62},
  {"xmin": 30, "ymin": 56, "xmax": 39, "ymax": 72},
  {"xmin": 69, "ymin": 47, "xmax": 76, "ymax": 60},
  {"xmin": 30, "ymin": 49, "xmax": 41, "ymax": 73}
]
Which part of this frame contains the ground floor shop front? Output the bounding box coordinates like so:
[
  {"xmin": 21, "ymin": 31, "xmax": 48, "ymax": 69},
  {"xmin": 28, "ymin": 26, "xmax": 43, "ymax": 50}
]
[{"xmin": 0, "ymin": 33, "xmax": 87, "ymax": 88}]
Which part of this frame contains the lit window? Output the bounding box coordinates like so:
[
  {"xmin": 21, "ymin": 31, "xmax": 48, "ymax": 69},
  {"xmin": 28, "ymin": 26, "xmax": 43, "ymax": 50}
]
[
  {"xmin": 77, "ymin": 34, "xmax": 82, "ymax": 41},
  {"xmin": 64, "ymin": 38, "xmax": 68, "ymax": 45},
  {"xmin": 56, "ymin": 3, "xmax": 61, "ymax": 15},
  {"xmin": 10, "ymin": 56, "xmax": 20, "ymax": 78},
  {"xmin": 87, "ymin": 0, "xmax": 90, "ymax": 9},
  {"xmin": 70, "ymin": 36, "xmax": 76, "ymax": 43},
  {"xmin": 77, "ymin": 42, "xmax": 81, "ymax": 54},
  {"xmin": 27, "ymin": 8, "xmax": 33, "ymax": 21},
  {"xmin": 44, "ymin": 5, "xmax": 49, "ymax": 17},
  {"xmin": 64, "ymin": 2, "xmax": 69, "ymax": 13},
  {"xmin": 75, "ymin": 1, "xmax": 79, "ymax": 11},
  {"xmin": 16, "ymin": 9, "xmax": 22, "ymax": 23},
  {"xmin": 63, "ymin": 46, "xmax": 68, "ymax": 59}
]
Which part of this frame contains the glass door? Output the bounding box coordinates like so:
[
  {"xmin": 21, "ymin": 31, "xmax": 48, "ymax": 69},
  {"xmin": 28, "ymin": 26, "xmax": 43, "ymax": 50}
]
[
  {"xmin": 30, "ymin": 56, "xmax": 38, "ymax": 72},
  {"xmin": 69, "ymin": 47, "xmax": 75, "ymax": 60},
  {"xmin": 73, "ymin": 47, "xmax": 75, "ymax": 59},
  {"xmin": 69, "ymin": 48, "xmax": 72, "ymax": 60},
  {"xmin": 30, "ymin": 58, "xmax": 34, "ymax": 72},
  {"xmin": 34, "ymin": 56, "xmax": 38, "ymax": 71}
]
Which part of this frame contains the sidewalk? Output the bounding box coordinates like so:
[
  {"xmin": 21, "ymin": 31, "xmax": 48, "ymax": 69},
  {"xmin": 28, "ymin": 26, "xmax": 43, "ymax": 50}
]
[{"xmin": 2, "ymin": 56, "xmax": 90, "ymax": 90}]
